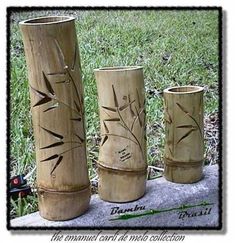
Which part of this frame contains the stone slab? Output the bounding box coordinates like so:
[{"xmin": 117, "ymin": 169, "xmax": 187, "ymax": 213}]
[{"xmin": 10, "ymin": 165, "xmax": 220, "ymax": 228}]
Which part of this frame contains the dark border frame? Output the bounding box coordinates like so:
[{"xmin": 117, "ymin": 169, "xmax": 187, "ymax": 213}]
[{"xmin": 6, "ymin": 6, "xmax": 223, "ymax": 231}]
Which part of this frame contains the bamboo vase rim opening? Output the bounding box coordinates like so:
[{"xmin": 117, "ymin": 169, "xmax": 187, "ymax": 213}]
[
  {"xmin": 19, "ymin": 16, "xmax": 75, "ymax": 26},
  {"xmin": 94, "ymin": 66, "xmax": 143, "ymax": 72},
  {"xmin": 164, "ymin": 85, "xmax": 204, "ymax": 94}
]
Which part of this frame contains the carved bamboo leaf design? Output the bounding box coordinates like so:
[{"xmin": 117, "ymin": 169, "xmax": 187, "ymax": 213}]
[
  {"xmin": 119, "ymin": 99, "xmax": 135, "ymax": 111},
  {"xmin": 56, "ymin": 80, "xmax": 68, "ymax": 84},
  {"xmin": 71, "ymin": 117, "xmax": 82, "ymax": 121},
  {"xmin": 112, "ymin": 85, "xmax": 119, "ymax": 107},
  {"xmin": 176, "ymin": 125, "xmax": 197, "ymax": 129},
  {"xmin": 33, "ymin": 96, "xmax": 51, "ymax": 107},
  {"xmin": 47, "ymin": 71, "xmax": 68, "ymax": 84},
  {"xmin": 103, "ymin": 121, "xmax": 109, "ymax": 133},
  {"xmin": 47, "ymin": 71, "xmax": 66, "ymax": 76},
  {"xmin": 131, "ymin": 107, "xmax": 144, "ymax": 131},
  {"xmin": 48, "ymin": 73, "xmax": 68, "ymax": 84},
  {"xmin": 177, "ymin": 128, "xmax": 195, "ymax": 144},
  {"xmin": 104, "ymin": 118, "xmax": 120, "ymax": 122},
  {"xmin": 134, "ymin": 105, "xmax": 143, "ymax": 127},
  {"xmin": 50, "ymin": 156, "xmax": 63, "ymax": 175},
  {"xmin": 100, "ymin": 84, "xmax": 145, "ymax": 160},
  {"xmin": 118, "ymin": 122, "xmax": 129, "ymax": 131},
  {"xmin": 101, "ymin": 135, "xmax": 108, "ymax": 146},
  {"xmin": 43, "ymin": 103, "xmax": 59, "ymax": 112},
  {"xmin": 33, "ymin": 39, "xmax": 85, "ymax": 176},
  {"xmin": 74, "ymin": 133, "xmax": 85, "ymax": 143},
  {"xmin": 176, "ymin": 102, "xmax": 202, "ymax": 138},
  {"xmin": 30, "ymin": 86, "xmax": 52, "ymax": 107},
  {"xmin": 30, "ymin": 86, "xmax": 48, "ymax": 98},
  {"xmin": 43, "ymin": 71, "xmax": 55, "ymax": 96},
  {"xmin": 41, "ymin": 145, "xmax": 82, "ymax": 174},
  {"xmin": 103, "ymin": 110, "xmax": 112, "ymax": 118},
  {"xmin": 52, "ymin": 39, "xmax": 83, "ymax": 116},
  {"xmin": 30, "ymin": 72, "xmax": 58, "ymax": 110},
  {"xmin": 43, "ymin": 38, "xmax": 81, "ymax": 100},
  {"xmin": 41, "ymin": 126, "xmax": 63, "ymax": 140},
  {"xmin": 40, "ymin": 141, "xmax": 64, "ymax": 149},
  {"xmin": 101, "ymin": 134, "xmax": 138, "ymax": 145},
  {"xmin": 176, "ymin": 102, "xmax": 189, "ymax": 114},
  {"xmin": 102, "ymin": 106, "xmax": 116, "ymax": 112},
  {"xmin": 128, "ymin": 94, "xmax": 135, "ymax": 117},
  {"xmin": 41, "ymin": 154, "xmax": 59, "ymax": 162}
]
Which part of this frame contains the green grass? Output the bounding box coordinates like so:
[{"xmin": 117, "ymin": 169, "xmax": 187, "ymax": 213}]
[{"xmin": 9, "ymin": 9, "xmax": 219, "ymax": 219}]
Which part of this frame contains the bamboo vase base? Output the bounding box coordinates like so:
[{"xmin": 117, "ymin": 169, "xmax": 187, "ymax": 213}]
[
  {"xmin": 38, "ymin": 186, "xmax": 91, "ymax": 221},
  {"xmin": 98, "ymin": 165, "xmax": 147, "ymax": 203},
  {"xmin": 164, "ymin": 162, "xmax": 203, "ymax": 184}
]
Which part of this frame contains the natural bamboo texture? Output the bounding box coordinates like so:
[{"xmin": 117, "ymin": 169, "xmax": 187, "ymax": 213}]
[
  {"xmin": 94, "ymin": 66, "xmax": 147, "ymax": 202},
  {"xmin": 163, "ymin": 86, "xmax": 204, "ymax": 183},
  {"xmin": 19, "ymin": 16, "xmax": 90, "ymax": 220}
]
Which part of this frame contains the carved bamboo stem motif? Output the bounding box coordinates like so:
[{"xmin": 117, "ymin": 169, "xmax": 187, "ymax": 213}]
[
  {"xmin": 94, "ymin": 66, "xmax": 147, "ymax": 202},
  {"xmin": 20, "ymin": 16, "xmax": 90, "ymax": 220},
  {"xmin": 163, "ymin": 86, "xmax": 204, "ymax": 183}
]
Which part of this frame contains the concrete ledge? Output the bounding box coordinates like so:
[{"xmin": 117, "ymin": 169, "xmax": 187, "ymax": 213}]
[{"xmin": 10, "ymin": 165, "xmax": 219, "ymax": 228}]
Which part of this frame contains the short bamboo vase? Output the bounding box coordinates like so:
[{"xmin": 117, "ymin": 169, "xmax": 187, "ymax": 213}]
[
  {"xmin": 20, "ymin": 16, "xmax": 90, "ymax": 220},
  {"xmin": 94, "ymin": 66, "xmax": 147, "ymax": 202},
  {"xmin": 163, "ymin": 86, "xmax": 204, "ymax": 183}
]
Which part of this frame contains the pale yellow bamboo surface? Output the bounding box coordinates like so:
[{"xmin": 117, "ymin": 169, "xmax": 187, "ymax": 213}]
[
  {"xmin": 94, "ymin": 66, "xmax": 147, "ymax": 202},
  {"xmin": 20, "ymin": 16, "xmax": 90, "ymax": 220},
  {"xmin": 163, "ymin": 86, "xmax": 204, "ymax": 183}
]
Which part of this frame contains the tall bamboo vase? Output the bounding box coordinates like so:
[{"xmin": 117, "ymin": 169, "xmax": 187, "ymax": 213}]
[
  {"xmin": 20, "ymin": 16, "xmax": 90, "ymax": 220},
  {"xmin": 94, "ymin": 67, "xmax": 147, "ymax": 202},
  {"xmin": 163, "ymin": 86, "xmax": 204, "ymax": 183}
]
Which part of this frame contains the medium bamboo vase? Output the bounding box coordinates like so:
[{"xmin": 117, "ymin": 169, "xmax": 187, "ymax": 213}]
[
  {"xmin": 163, "ymin": 86, "xmax": 204, "ymax": 183},
  {"xmin": 94, "ymin": 66, "xmax": 147, "ymax": 202},
  {"xmin": 20, "ymin": 16, "xmax": 90, "ymax": 220}
]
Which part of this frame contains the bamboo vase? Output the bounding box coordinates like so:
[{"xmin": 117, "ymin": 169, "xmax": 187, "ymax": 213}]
[
  {"xmin": 94, "ymin": 66, "xmax": 147, "ymax": 202},
  {"xmin": 20, "ymin": 16, "xmax": 90, "ymax": 220},
  {"xmin": 163, "ymin": 86, "xmax": 204, "ymax": 183}
]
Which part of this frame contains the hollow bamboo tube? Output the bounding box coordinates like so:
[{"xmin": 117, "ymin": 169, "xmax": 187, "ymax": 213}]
[
  {"xmin": 94, "ymin": 66, "xmax": 147, "ymax": 202},
  {"xmin": 163, "ymin": 86, "xmax": 204, "ymax": 183},
  {"xmin": 19, "ymin": 16, "xmax": 90, "ymax": 220}
]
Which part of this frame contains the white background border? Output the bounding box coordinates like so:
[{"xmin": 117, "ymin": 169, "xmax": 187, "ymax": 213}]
[{"xmin": 1, "ymin": 0, "xmax": 232, "ymax": 242}]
